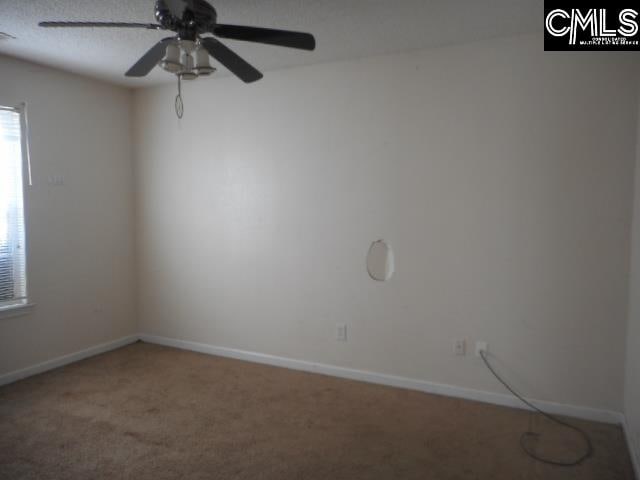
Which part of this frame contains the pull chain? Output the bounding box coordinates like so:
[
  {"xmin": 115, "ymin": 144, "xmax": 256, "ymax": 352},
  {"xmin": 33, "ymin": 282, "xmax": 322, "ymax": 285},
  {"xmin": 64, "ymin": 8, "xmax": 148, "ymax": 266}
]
[{"xmin": 175, "ymin": 74, "xmax": 184, "ymax": 119}]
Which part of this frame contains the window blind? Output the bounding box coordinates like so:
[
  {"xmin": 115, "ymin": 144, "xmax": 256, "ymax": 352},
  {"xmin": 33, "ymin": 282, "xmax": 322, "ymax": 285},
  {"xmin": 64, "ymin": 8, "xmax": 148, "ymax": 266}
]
[{"xmin": 0, "ymin": 107, "xmax": 28, "ymax": 308}]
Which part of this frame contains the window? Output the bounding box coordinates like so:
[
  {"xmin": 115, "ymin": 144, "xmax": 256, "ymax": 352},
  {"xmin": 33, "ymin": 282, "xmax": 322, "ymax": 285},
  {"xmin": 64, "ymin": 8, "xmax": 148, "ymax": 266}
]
[{"xmin": 0, "ymin": 105, "xmax": 29, "ymax": 311}]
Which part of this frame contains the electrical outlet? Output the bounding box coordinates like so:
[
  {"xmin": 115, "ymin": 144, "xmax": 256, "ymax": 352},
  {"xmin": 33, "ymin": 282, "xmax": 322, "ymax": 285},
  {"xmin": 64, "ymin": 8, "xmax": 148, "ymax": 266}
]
[
  {"xmin": 336, "ymin": 323, "xmax": 347, "ymax": 342},
  {"xmin": 454, "ymin": 339, "xmax": 466, "ymax": 356},
  {"xmin": 475, "ymin": 341, "xmax": 488, "ymax": 357},
  {"xmin": 47, "ymin": 175, "xmax": 64, "ymax": 186}
]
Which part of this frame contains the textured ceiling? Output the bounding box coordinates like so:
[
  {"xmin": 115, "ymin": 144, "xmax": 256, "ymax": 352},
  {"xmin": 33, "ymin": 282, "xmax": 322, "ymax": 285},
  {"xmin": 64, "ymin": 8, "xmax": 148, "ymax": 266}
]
[{"xmin": 0, "ymin": 0, "xmax": 541, "ymax": 88}]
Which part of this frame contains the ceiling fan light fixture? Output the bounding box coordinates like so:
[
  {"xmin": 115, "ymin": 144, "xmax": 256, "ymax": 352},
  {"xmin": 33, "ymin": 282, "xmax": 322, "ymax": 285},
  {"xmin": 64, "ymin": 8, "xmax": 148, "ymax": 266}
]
[
  {"xmin": 181, "ymin": 71, "xmax": 198, "ymax": 80},
  {"xmin": 158, "ymin": 42, "xmax": 182, "ymax": 73},
  {"xmin": 180, "ymin": 51, "xmax": 198, "ymax": 80},
  {"xmin": 194, "ymin": 47, "xmax": 215, "ymax": 76}
]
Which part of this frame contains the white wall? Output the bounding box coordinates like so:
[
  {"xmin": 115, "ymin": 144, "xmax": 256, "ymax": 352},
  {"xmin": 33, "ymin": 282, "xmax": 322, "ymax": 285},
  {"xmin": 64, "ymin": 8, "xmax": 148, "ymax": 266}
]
[
  {"xmin": 134, "ymin": 33, "xmax": 639, "ymax": 413},
  {"xmin": 625, "ymin": 93, "xmax": 640, "ymax": 468},
  {"xmin": 0, "ymin": 55, "xmax": 136, "ymax": 375}
]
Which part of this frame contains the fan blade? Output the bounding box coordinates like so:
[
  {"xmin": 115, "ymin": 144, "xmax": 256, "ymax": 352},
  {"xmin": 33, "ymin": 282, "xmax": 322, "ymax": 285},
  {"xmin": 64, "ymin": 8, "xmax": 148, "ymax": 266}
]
[
  {"xmin": 39, "ymin": 21, "xmax": 163, "ymax": 30},
  {"xmin": 125, "ymin": 39, "xmax": 173, "ymax": 77},
  {"xmin": 201, "ymin": 38, "xmax": 263, "ymax": 83},
  {"xmin": 212, "ymin": 24, "xmax": 315, "ymax": 51}
]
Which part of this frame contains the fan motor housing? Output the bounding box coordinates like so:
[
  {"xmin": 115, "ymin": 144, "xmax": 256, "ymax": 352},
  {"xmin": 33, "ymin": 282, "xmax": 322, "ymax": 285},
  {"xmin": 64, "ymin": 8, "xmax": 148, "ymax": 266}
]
[{"xmin": 155, "ymin": 0, "xmax": 217, "ymax": 39}]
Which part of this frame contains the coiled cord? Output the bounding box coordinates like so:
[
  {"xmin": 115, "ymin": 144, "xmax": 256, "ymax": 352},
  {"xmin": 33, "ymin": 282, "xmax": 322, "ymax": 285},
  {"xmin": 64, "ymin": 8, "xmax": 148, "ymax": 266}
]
[{"xmin": 479, "ymin": 350, "xmax": 594, "ymax": 466}]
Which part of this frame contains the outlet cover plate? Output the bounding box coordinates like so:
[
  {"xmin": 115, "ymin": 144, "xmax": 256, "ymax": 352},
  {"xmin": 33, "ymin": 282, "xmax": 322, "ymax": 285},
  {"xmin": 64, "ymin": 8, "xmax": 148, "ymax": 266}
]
[
  {"xmin": 336, "ymin": 323, "xmax": 347, "ymax": 342},
  {"xmin": 454, "ymin": 339, "xmax": 466, "ymax": 356},
  {"xmin": 475, "ymin": 341, "xmax": 488, "ymax": 357}
]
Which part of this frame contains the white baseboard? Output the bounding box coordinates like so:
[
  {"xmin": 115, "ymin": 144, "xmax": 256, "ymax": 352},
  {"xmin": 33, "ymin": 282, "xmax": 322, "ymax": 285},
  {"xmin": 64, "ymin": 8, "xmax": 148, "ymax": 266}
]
[
  {"xmin": 0, "ymin": 335, "xmax": 138, "ymax": 387},
  {"xmin": 623, "ymin": 416, "xmax": 640, "ymax": 479},
  {"xmin": 139, "ymin": 333, "xmax": 623, "ymax": 425}
]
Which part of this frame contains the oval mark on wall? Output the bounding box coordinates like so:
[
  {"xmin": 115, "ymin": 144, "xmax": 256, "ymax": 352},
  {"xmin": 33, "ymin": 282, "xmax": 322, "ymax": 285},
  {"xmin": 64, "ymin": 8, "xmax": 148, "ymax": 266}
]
[{"xmin": 367, "ymin": 240, "xmax": 394, "ymax": 282}]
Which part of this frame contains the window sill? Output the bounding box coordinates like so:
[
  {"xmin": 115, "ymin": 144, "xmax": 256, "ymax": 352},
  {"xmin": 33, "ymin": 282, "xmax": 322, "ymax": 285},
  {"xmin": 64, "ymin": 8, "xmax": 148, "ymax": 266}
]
[{"xmin": 0, "ymin": 302, "xmax": 35, "ymax": 319}]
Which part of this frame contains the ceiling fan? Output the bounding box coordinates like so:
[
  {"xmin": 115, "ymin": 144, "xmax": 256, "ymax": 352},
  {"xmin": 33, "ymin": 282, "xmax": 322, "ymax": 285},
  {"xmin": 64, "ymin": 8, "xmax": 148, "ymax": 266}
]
[{"xmin": 38, "ymin": 0, "xmax": 316, "ymax": 84}]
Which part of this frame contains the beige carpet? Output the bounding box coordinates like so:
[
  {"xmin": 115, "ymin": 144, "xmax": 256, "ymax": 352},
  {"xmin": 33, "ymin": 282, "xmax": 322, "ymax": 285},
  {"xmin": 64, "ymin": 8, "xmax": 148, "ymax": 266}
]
[{"xmin": 0, "ymin": 342, "xmax": 635, "ymax": 479}]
